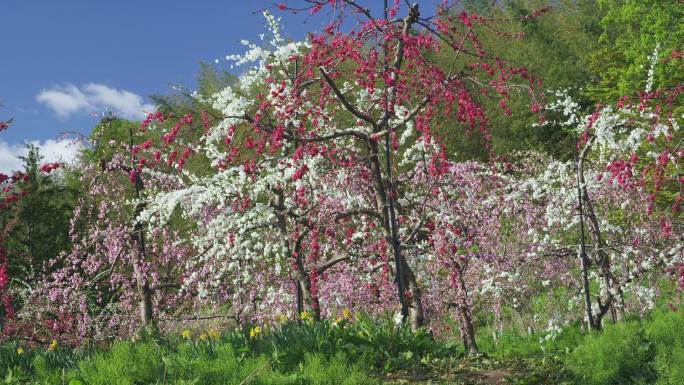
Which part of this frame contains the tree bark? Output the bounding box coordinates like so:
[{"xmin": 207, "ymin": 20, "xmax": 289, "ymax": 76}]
[
  {"xmin": 453, "ymin": 269, "xmax": 477, "ymax": 355},
  {"xmin": 577, "ymin": 138, "xmax": 617, "ymax": 330},
  {"xmin": 404, "ymin": 259, "xmax": 424, "ymax": 330},
  {"xmin": 273, "ymin": 189, "xmax": 322, "ymax": 321},
  {"xmin": 367, "ymin": 140, "xmax": 425, "ymax": 330},
  {"xmin": 576, "ymin": 141, "xmax": 597, "ymax": 331},
  {"xmin": 129, "ymin": 125, "xmax": 157, "ymax": 333}
]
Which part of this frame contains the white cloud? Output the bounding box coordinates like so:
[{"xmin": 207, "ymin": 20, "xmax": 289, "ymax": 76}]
[
  {"xmin": 35, "ymin": 84, "xmax": 89, "ymax": 118},
  {"xmin": 0, "ymin": 139, "xmax": 82, "ymax": 174},
  {"xmin": 36, "ymin": 83, "xmax": 154, "ymax": 120}
]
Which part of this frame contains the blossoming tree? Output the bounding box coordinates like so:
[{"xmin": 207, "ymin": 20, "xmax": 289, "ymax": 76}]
[
  {"xmin": 135, "ymin": 1, "xmax": 546, "ymax": 350},
  {"xmin": 517, "ymin": 46, "xmax": 683, "ymax": 330},
  {"xmin": 5, "ymin": 118, "xmax": 196, "ymax": 344}
]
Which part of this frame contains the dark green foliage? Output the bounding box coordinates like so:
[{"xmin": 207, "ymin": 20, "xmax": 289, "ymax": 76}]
[
  {"xmin": 646, "ymin": 308, "xmax": 684, "ymax": 385},
  {"xmin": 587, "ymin": 0, "xmax": 684, "ymax": 102},
  {"xmin": 436, "ymin": 0, "xmax": 603, "ymax": 160},
  {"xmin": 1, "ymin": 145, "xmax": 79, "ymax": 296},
  {"xmin": 562, "ymin": 308, "xmax": 684, "ymax": 385},
  {"xmin": 82, "ymin": 117, "xmax": 140, "ymax": 165},
  {"xmin": 150, "ymin": 62, "xmax": 236, "ymax": 117}
]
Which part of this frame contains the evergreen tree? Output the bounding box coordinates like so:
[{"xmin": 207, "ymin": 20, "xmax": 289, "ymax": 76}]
[{"xmin": 4, "ymin": 144, "xmax": 79, "ymax": 286}]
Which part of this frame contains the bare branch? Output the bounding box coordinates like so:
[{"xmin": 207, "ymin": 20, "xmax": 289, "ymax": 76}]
[
  {"xmin": 319, "ymin": 67, "xmax": 376, "ymax": 127},
  {"xmin": 316, "ymin": 256, "xmax": 350, "ymax": 274}
]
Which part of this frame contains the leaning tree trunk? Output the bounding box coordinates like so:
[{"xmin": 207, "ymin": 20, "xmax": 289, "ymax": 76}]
[
  {"xmin": 314, "ymin": 3, "xmax": 425, "ymax": 331},
  {"xmin": 581, "ymin": 175, "xmax": 617, "ymax": 326},
  {"xmin": 576, "ymin": 138, "xmax": 617, "ymax": 330},
  {"xmin": 377, "ymin": 3, "xmax": 425, "ymax": 330},
  {"xmin": 576, "ymin": 140, "xmax": 597, "ymax": 331}
]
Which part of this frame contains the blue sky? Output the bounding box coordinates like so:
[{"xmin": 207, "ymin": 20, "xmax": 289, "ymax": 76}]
[
  {"xmin": 0, "ymin": 0, "xmax": 322, "ymax": 171},
  {"xmin": 0, "ymin": 1, "xmax": 438, "ymax": 172}
]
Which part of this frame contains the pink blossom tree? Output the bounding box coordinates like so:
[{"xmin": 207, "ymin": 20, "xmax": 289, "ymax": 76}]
[{"xmin": 5, "ymin": 118, "xmax": 196, "ymax": 344}]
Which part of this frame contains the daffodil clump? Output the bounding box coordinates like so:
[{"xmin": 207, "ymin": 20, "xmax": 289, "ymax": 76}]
[
  {"xmin": 300, "ymin": 311, "xmax": 314, "ymax": 323},
  {"xmin": 207, "ymin": 329, "xmax": 221, "ymax": 340},
  {"xmin": 332, "ymin": 308, "xmax": 353, "ymax": 327},
  {"xmin": 180, "ymin": 328, "xmax": 221, "ymax": 342},
  {"xmin": 249, "ymin": 325, "xmax": 262, "ymax": 339},
  {"xmin": 47, "ymin": 339, "xmax": 58, "ymax": 352}
]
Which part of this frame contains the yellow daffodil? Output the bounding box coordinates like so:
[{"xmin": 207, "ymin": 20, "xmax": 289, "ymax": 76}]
[
  {"xmin": 277, "ymin": 314, "xmax": 288, "ymax": 324},
  {"xmin": 16, "ymin": 347, "xmax": 24, "ymax": 355},
  {"xmin": 208, "ymin": 329, "xmax": 220, "ymax": 341},
  {"xmin": 181, "ymin": 329, "xmax": 191, "ymax": 339},
  {"xmin": 300, "ymin": 311, "xmax": 313, "ymax": 323},
  {"xmin": 199, "ymin": 332, "xmax": 208, "ymax": 341},
  {"xmin": 249, "ymin": 325, "xmax": 262, "ymax": 338},
  {"xmin": 48, "ymin": 339, "xmax": 58, "ymax": 351},
  {"xmin": 342, "ymin": 307, "xmax": 351, "ymax": 319}
]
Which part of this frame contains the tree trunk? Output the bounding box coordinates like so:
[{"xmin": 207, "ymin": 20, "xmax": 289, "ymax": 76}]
[
  {"xmin": 296, "ymin": 277, "xmax": 321, "ymax": 320},
  {"xmin": 139, "ymin": 284, "xmax": 154, "ymax": 326},
  {"xmin": 273, "ymin": 189, "xmax": 322, "ymax": 321},
  {"xmin": 130, "ymin": 126, "xmax": 156, "ymax": 331},
  {"xmin": 576, "ymin": 141, "xmax": 597, "ymax": 331},
  {"xmin": 404, "ymin": 259, "xmax": 424, "ymax": 330},
  {"xmin": 133, "ymin": 207, "xmax": 156, "ymax": 331},
  {"xmin": 132, "ymin": 218, "xmax": 156, "ymax": 331},
  {"xmin": 577, "ymin": 138, "xmax": 617, "ymax": 330},
  {"xmin": 367, "ymin": 140, "xmax": 424, "ymax": 330},
  {"xmin": 453, "ymin": 269, "xmax": 478, "ymax": 355}
]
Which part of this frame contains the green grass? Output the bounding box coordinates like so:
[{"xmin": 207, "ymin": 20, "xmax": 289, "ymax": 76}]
[
  {"xmin": 1, "ymin": 338, "xmax": 374, "ymax": 385},
  {"xmin": 565, "ymin": 321, "xmax": 656, "ymax": 384},
  {"xmin": 0, "ymin": 316, "xmax": 442, "ymax": 385},
  {"xmin": 4, "ymin": 308, "xmax": 684, "ymax": 384}
]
